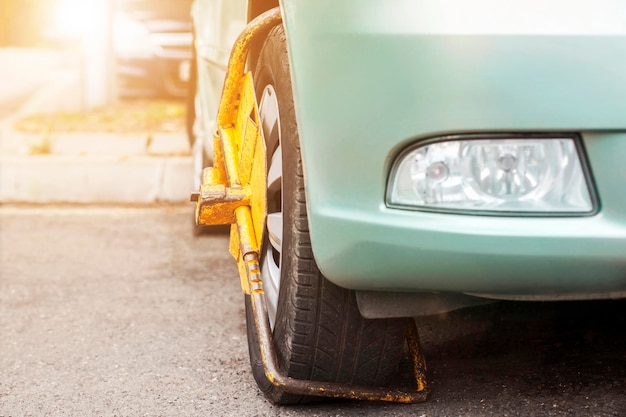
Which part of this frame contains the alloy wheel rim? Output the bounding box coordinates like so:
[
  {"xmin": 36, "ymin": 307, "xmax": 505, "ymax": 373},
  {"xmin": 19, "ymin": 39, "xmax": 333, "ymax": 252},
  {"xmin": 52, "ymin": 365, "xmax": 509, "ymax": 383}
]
[{"xmin": 258, "ymin": 85, "xmax": 283, "ymax": 329}]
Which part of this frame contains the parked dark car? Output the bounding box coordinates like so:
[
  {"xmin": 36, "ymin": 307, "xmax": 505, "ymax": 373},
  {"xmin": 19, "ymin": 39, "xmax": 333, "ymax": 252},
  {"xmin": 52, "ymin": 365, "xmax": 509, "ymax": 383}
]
[{"xmin": 114, "ymin": 0, "xmax": 193, "ymax": 98}]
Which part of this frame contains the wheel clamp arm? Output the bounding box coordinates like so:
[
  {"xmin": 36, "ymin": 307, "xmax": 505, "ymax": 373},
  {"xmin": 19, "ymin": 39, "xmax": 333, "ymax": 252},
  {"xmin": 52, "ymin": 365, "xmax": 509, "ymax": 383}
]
[{"xmin": 190, "ymin": 7, "xmax": 429, "ymax": 403}]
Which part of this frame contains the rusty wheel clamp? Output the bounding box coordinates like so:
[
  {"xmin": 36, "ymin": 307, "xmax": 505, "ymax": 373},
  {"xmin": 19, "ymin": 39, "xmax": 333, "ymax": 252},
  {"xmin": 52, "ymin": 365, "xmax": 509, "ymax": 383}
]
[{"xmin": 190, "ymin": 7, "xmax": 429, "ymax": 403}]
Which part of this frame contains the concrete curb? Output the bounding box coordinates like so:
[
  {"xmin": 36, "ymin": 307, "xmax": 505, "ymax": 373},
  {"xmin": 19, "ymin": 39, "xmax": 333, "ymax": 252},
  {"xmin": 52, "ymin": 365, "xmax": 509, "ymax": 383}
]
[{"xmin": 0, "ymin": 129, "xmax": 194, "ymax": 204}]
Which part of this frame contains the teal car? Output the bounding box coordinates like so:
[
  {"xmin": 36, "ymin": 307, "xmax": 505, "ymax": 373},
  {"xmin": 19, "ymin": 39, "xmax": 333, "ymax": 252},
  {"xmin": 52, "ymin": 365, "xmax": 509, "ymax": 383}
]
[{"xmin": 189, "ymin": 0, "xmax": 626, "ymax": 404}]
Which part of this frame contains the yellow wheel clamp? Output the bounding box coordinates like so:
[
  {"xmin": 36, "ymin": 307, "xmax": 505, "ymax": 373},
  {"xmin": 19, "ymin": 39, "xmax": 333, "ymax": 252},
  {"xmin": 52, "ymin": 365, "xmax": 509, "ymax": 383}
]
[{"xmin": 190, "ymin": 7, "xmax": 428, "ymax": 404}]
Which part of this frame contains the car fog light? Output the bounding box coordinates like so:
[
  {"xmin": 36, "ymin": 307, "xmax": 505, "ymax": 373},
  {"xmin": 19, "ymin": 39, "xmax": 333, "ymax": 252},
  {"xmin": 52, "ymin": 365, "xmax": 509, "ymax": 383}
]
[{"xmin": 387, "ymin": 136, "xmax": 593, "ymax": 214}]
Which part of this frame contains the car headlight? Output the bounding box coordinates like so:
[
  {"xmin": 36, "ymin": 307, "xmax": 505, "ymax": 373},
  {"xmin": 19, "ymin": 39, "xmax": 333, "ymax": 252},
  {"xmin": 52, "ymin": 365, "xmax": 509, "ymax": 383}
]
[{"xmin": 387, "ymin": 135, "xmax": 594, "ymax": 215}]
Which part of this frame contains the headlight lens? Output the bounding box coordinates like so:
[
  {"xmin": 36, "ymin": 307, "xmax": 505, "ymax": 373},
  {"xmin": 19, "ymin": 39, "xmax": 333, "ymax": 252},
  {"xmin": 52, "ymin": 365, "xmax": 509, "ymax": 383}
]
[{"xmin": 388, "ymin": 137, "xmax": 593, "ymax": 214}]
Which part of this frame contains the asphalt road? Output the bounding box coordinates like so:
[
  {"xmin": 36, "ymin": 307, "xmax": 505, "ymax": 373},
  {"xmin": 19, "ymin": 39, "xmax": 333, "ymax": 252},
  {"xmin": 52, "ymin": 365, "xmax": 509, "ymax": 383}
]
[{"xmin": 1, "ymin": 206, "xmax": 624, "ymax": 416}]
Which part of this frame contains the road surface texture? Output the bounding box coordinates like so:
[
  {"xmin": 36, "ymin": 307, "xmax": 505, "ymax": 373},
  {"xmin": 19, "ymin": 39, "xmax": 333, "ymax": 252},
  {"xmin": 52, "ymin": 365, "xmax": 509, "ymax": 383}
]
[{"xmin": 1, "ymin": 206, "xmax": 624, "ymax": 416}]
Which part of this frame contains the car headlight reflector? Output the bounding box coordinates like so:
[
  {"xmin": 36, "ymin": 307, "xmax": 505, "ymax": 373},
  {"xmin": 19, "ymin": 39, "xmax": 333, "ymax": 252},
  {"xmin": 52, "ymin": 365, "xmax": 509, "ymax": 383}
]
[{"xmin": 387, "ymin": 136, "xmax": 593, "ymax": 214}]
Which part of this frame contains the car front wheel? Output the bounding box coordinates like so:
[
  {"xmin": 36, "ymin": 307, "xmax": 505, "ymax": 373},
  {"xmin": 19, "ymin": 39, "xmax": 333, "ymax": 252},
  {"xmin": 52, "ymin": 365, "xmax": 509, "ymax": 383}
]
[{"xmin": 244, "ymin": 25, "xmax": 410, "ymax": 404}]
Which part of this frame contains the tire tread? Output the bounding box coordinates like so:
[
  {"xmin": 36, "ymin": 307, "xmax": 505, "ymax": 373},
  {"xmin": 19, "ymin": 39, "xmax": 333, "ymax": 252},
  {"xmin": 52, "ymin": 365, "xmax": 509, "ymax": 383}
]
[{"xmin": 246, "ymin": 25, "xmax": 408, "ymax": 404}]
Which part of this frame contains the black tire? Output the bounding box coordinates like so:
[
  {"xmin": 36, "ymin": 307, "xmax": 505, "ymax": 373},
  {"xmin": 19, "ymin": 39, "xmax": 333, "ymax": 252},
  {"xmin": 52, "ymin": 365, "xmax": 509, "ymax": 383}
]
[{"xmin": 245, "ymin": 25, "xmax": 410, "ymax": 405}]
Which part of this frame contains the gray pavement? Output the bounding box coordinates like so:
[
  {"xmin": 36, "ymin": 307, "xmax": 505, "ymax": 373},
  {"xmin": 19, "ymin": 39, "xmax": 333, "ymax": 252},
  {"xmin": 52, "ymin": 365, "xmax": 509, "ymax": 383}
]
[
  {"xmin": 1, "ymin": 206, "xmax": 625, "ymax": 416},
  {"xmin": 0, "ymin": 48, "xmax": 193, "ymax": 204},
  {"xmin": 1, "ymin": 206, "xmax": 252, "ymax": 416}
]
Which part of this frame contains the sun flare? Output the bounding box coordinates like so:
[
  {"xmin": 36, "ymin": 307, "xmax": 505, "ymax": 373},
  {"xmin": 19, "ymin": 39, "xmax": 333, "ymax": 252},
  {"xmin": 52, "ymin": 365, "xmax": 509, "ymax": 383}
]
[{"xmin": 51, "ymin": 0, "xmax": 106, "ymax": 38}]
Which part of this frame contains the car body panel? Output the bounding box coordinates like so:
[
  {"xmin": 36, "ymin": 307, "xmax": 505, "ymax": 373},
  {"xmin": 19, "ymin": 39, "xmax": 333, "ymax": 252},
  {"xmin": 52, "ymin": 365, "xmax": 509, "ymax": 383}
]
[
  {"xmin": 191, "ymin": 0, "xmax": 247, "ymax": 120},
  {"xmin": 190, "ymin": 0, "xmax": 247, "ymax": 173},
  {"xmin": 280, "ymin": 0, "xmax": 626, "ymax": 298}
]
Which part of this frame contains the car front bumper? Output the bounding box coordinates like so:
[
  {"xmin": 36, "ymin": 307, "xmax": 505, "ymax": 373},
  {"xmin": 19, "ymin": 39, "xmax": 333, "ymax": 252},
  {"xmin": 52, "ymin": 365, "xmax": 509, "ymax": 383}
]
[
  {"xmin": 310, "ymin": 132, "xmax": 626, "ymax": 299},
  {"xmin": 281, "ymin": 0, "xmax": 626, "ymax": 299}
]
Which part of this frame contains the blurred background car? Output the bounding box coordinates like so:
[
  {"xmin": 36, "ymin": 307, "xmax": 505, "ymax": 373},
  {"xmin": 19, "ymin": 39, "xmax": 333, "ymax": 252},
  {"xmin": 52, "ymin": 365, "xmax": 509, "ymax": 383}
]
[
  {"xmin": 186, "ymin": 0, "xmax": 247, "ymax": 191},
  {"xmin": 114, "ymin": 0, "xmax": 193, "ymax": 98}
]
